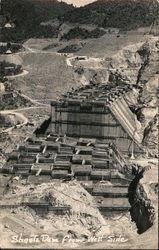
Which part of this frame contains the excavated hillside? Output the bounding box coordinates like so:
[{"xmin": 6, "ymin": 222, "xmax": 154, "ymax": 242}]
[{"xmin": 107, "ymin": 37, "xmax": 159, "ymax": 156}]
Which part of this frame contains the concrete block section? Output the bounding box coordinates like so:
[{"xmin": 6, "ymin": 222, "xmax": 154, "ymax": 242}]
[
  {"xmin": 75, "ymin": 146, "xmax": 93, "ymax": 155},
  {"xmin": 23, "ymin": 199, "xmax": 49, "ymax": 207},
  {"xmin": 46, "ymin": 135, "xmax": 64, "ymax": 142},
  {"xmin": 19, "ymin": 156, "xmax": 36, "ymax": 164},
  {"xmin": 110, "ymin": 170, "xmax": 132, "ymax": 185},
  {"xmin": 77, "ymin": 138, "xmax": 96, "ymax": 146},
  {"xmin": 19, "ymin": 152, "xmax": 38, "ymax": 158},
  {"xmin": 92, "ymin": 150, "xmax": 108, "ymax": 158},
  {"xmin": 38, "ymin": 157, "xmax": 55, "ymax": 163},
  {"xmin": 92, "ymin": 159, "xmax": 112, "ymax": 169},
  {"xmin": 53, "ymin": 161, "xmax": 71, "ymax": 170},
  {"xmin": 56, "ymin": 154, "xmax": 73, "ymax": 161},
  {"xmin": 94, "ymin": 197, "xmax": 131, "ymax": 211},
  {"xmin": 60, "ymin": 143, "xmax": 75, "ymax": 149},
  {"xmin": 72, "ymin": 154, "xmax": 92, "ymax": 164},
  {"xmin": 27, "ymin": 175, "xmax": 51, "ymax": 185},
  {"xmin": 26, "ymin": 137, "xmax": 46, "ymax": 145},
  {"xmin": 16, "ymin": 169, "xmax": 30, "ymax": 176},
  {"xmin": 45, "ymin": 143, "xmax": 60, "ymax": 151},
  {"xmin": 92, "ymin": 185, "xmax": 128, "ymax": 197},
  {"xmin": 54, "ymin": 161, "xmax": 71, "ymax": 169},
  {"xmin": 59, "ymin": 148, "xmax": 73, "ymax": 155},
  {"xmin": 13, "ymin": 164, "xmax": 32, "ymax": 171},
  {"xmin": 90, "ymin": 170, "xmax": 110, "ymax": 180},
  {"xmin": 72, "ymin": 165, "xmax": 92, "ymax": 175},
  {"xmin": 48, "ymin": 206, "xmax": 71, "ymax": 215},
  {"xmin": 51, "ymin": 170, "xmax": 68, "ymax": 179},
  {"xmin": 94, "ymin": 143, "xmax": 109, "ymax": 149},
  {"xmin": 24, "ymin": 145, "xmax": 43, "ymax": 153},
  {"xmin": 31, "ymin": 163, "xmax": 53, "ymax": 175}
]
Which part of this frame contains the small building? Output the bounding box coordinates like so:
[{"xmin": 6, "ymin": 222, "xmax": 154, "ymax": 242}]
[
  {"xmin": 5, "ymin": 49, "xmax": 12, "ymax": 54},
  {"xmin": 4, "ymin": 22, "xmax": 13, "ymax": 28},
  {"xmin": 108, "ymin": 28, "xmax": 119, "ymax": 34}
]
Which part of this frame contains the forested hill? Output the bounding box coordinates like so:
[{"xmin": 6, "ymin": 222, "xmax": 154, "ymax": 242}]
[
  {"xmin": 2, "ymin": 0, "xmax": 75, "ymax": 30},
  {"xmin": 60, "ymin": 0, "xmax": 159, "ymax": 30}
]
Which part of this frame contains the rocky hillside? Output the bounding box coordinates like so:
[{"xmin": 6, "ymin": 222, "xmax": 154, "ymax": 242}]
[{"xmin": 60, "ymin": 0, "xmax": 159, "ymax": 30}]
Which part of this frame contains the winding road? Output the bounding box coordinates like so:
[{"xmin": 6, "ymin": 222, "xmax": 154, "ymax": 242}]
[
  {"xmin": 0, "ymin": 106, "xmax": 48, "ymax": 134},
  {"xmin": 0, "ymin": 110, "xmax": 28, "ymax": 133},
  {"xmin": 0, "ymin": 49, "xmax": 50, "ymax": 134},
  {"xmin": 7, "ymin": 70, "xmax": 29, "ymax": 79}
]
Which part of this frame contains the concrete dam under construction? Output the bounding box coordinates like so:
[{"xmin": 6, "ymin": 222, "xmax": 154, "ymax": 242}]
[
  {"xmin": 50, "ymin": 82, "xmax": 142, "ymax": 154},
  {"xmin": 0, "ymin": 0, "xmax": 158, "ymax": 248},
  {"xmin": 1, "ymin": 81, "xmax": 145, "ymax": 217}
]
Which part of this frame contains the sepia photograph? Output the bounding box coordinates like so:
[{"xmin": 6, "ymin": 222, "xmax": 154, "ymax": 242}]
[{"xmin": 0, "ymin": 0, "xmax": 158, "ymax": 249}]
